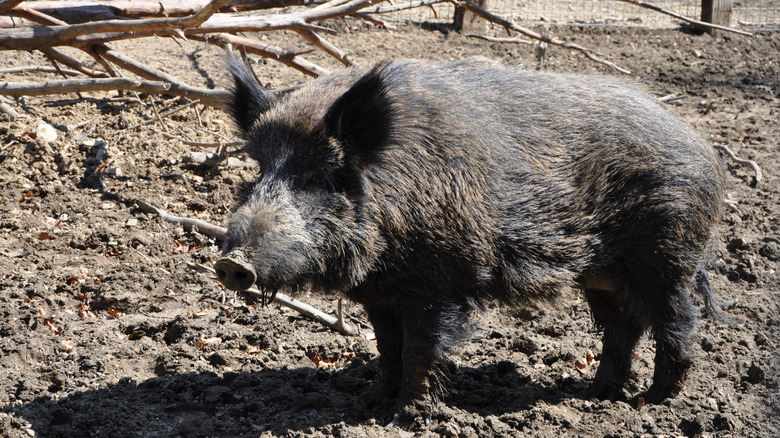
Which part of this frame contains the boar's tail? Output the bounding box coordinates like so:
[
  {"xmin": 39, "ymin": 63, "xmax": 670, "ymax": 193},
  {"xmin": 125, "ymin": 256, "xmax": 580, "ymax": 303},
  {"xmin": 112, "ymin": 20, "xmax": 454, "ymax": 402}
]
[{"xmin": 694, "ymin": 267, "xmax": 738, "ymax": 325}]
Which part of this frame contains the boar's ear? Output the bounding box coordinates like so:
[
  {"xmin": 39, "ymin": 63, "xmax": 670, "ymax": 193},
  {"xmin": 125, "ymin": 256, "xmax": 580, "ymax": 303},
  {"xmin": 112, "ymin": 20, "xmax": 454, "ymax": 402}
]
[
  {"xmin": 325, "ymin": 62, "xmax": 393, "ymax": 157},
  {"xmin": 226, "ymin": 53, "xmax": 276, "ymax": 133}
]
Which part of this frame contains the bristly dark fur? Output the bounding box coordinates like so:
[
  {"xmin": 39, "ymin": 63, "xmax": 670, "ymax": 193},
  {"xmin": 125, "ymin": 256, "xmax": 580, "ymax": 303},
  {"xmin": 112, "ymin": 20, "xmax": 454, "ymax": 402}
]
[{"xmin": 217, "ymin": 57, "xmax": 727, "ymax": 425}]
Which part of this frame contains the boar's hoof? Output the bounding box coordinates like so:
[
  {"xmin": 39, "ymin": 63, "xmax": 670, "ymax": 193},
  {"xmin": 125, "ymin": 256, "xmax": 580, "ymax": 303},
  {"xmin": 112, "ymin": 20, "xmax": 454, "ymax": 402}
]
[
  {"xmin": 389, "ymin": 401, "xmax": 432, "ymax": 429},
  {"xmin": 215, "ymin": 256, "xmax": 257, "ymax": 291}
]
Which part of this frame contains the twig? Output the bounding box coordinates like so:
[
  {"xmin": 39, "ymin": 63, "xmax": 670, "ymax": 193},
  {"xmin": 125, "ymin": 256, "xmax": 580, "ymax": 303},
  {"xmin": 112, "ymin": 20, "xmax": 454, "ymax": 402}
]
[
  {"xmin": 135, "ymin": 200, "xmax": 228, "ymax": 239},
  {"xmin": 449, "ymin": 0, "xmax": 631, "ymax": 74},
  {"xmin": 0, "ymin": 99, "xmax": 17, "ymax": 119},
  {"xmin": 42, "ymin": 48, "xmax": 110, "ymax": 78},
  {"xmin": 723, "ymin": 199, "xmax": 741, "ymax": 214},
  {"xmin": 191, "ymin": 33, "xmax": 329, "ymax": 77},
  {"xmin": 127, "ymin": 99, "xmax": 201, "ymax": 130},
  {"xmin": 187, "ymin": 262, "xmax": 358, "ymax": 335},
  {"xmin": 0, "ymin": 77, "xmax": 230, "ymax": 109},
  {"xmin": 658, "ymin": 93, "xmax": 686, "ymax": 103},
  {"xmin": 616, "ymin": 0, "xmax": 753, "ymax": 37},
  {"xmin": 351, "ymin": 12, "xmax": 396, "ymax": 30},
  {"xmin": 362, "ymin": 0, "xmax": 445, "ymax": 14},
  {"xmin": 296, "ymin": 28, "xmax": 357, "ymax": 67},
  {"xmin": 0, "ymin": 65, "xmax": 84, "ymax": 76},
  {"xmin": 465, "ymin": 33, "xmax": 533, "ymax": 44},
  {"xmin": 713, "ymin": 144, "xmax": 763, "ymax": 184}
]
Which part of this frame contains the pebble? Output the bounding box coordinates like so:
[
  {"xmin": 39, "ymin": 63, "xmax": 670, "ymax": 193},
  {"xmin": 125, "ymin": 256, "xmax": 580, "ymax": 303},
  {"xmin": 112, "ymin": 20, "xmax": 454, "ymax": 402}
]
[
  {"xmin": 745, "ymin": 364, "xmax": 765, "ymax": 383},
  {"xmin": 26, "ymin": 428, "xmax": 35, "ymax": 437},
  {"xmin": 759, "ymin": 240, "xmax": 780, "ymax": 261},
  {"xmin": 35, "ymin": 122, "xmax": 57, "ymax": 143}
]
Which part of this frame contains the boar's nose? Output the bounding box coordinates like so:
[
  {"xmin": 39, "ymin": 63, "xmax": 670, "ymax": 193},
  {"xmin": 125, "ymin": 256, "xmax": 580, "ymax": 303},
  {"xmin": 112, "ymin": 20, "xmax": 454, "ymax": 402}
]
[{"xmin": 215, "ymin": 253, "xmax": 257, "ymax": 291}]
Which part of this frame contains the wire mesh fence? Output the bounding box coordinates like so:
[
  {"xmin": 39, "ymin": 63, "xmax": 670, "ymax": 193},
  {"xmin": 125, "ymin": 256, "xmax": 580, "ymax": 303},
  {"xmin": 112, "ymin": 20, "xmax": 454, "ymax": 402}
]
[{"xmin": 379, "ymin": 0, "xmax": 780, "ymax": 30}]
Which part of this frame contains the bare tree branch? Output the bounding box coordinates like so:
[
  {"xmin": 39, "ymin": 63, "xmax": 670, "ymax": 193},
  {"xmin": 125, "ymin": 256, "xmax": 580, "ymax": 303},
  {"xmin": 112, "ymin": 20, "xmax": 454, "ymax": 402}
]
[
  {"xmin": 0, "ymin": 0, "xmax": 231, "ymax": 50},
  {"xmin": 296, "ymin": 29, "xmax": 358, "ymax": 67},
  {"xmin": 714, "ymin": 144, "xmax": 763, "ymax": 184},
  {"xmin": 448, "ymin": 0, "xmax": 631, "ymax": 74},
  {"xmin": 0, "ymin": 77, "xmax": 230, "ymax": 109},
  {"xmin": 466, "ymin": 33, "xmax": 533, "ymax": 44},
  {"xmin": 136, "ymin": 200, "xmax": 229, "ymax": 239},
  {"xmin": 616, "ymin": 0, "xmax": 753, "ymax": 37},
  {"xmin": 17, "ymin": 0, "xmax": 325, "ymax": 23},
  {"xmin": 191, "ymin": 33, "xmax": 330, "ymax": 77},
  {"xmin": 0, "ymin": 0, "xmax": 23, "ymax": 13}
]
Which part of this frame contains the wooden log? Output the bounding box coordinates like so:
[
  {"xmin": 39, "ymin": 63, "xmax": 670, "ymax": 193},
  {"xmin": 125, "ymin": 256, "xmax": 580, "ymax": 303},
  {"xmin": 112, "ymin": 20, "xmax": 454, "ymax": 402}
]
[
  {"xmin": 701, "ymin": 0, "xmax": 732, "ymax": 33},
  {"xmin": 454, "ymin": 0, "xmax": 487, "ymax": 32}
]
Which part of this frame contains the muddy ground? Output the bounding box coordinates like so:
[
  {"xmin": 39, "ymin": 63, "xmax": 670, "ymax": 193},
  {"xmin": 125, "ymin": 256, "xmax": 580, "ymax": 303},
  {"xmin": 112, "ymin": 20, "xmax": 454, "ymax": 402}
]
[{"xmin": 0, "ymin": 22, "xmax": 778, "ymax": 438}]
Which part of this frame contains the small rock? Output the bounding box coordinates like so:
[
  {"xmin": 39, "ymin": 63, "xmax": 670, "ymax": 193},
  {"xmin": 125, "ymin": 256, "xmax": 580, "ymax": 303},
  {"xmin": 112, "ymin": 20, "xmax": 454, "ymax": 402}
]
[
  {"xmin": 754, "ymin": 332, "xmax": 768, "ymax": 346},
  {"xmin": 693, "ymin": 49, "xmax": 703, "ymax": 58},
  {"xmin": 759, "ymin": 240, "xmax": 780, "ymax": 261},
  {"xmin": 727, "ymin": 237, "xmax": 749, "ymax": 252},
  {"xmin": 436, "ymin": 422, "xmax": 459, "ymax": 437},
  {"xmin": 126, "ymin": 218, "xmax": 138, "ymax": 227},
  {"xmin": 745, "ymin": 364, "xmax": 765, "ymax": 384},
  {"xmin": 701, "ymin": 338, "xmax": 715, "ymax": 352},
  {"xmin": 26, "ymin": 429, "xmax": 35, "ymax": 437},
  {"xmin": 35, "ymin": 122, "xmax": 58, "ymax": 143},
  {"xmin": 108, "ymin": 166, "xmax": 123, "ymax": 177}
]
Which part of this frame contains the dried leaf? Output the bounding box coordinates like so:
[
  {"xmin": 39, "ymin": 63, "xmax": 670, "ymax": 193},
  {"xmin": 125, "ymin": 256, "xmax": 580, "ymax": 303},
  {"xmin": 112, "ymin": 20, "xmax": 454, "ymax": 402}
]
[
  {"xmin": 196, "ymin": 335, "xmax": 222, "ymax": 349},
  {"xmin": 38, "ymin": 231, "xmax": 54, "ymax": 241},
  {"xmin": 61, "ymin": 338, "xmax": 75, "ymax": 352},
  {"xmin": 43, "ymin": 318, "xmax": 63, "ymax": 335},
  {"xmin": 636, "ymin": 397, "xmax": 646, "ymax": 411},
  {"xmin": 574, "ymin": 358, "xmax": 587, "ymax": 371},
  {"xmin": 586, "ymin": 348, "xmax": 596, "ymax": 365}
]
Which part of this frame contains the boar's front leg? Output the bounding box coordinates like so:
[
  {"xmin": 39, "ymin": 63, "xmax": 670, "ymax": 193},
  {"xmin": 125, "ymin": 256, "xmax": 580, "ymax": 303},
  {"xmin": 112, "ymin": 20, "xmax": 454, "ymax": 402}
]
[
  {"xmin": 364, "ymin": 304, "xmax": 404, "ymax": 407},
  {"xmin": 385, "ymin": 296, "xmax": 469, "ymax": 427}
]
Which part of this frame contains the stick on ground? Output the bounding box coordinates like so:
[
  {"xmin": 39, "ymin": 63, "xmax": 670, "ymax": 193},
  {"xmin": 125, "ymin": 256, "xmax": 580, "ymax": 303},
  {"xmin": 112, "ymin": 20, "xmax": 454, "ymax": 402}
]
[
  {"xmin": 713, "ymin": 144, "xmax": 763, "ymax": 185},
  {"xmin": 135, "ymin": 200, "xmax": 228, "ymax": 240},
  {"xmin": 187, "ymin": 262, "xmax": 359, "ymax": 335}
]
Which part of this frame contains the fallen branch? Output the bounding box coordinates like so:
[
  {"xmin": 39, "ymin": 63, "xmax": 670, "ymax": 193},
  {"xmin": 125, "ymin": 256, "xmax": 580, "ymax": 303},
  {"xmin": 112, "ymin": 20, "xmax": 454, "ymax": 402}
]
[
  {"xmin": 616, "ymin": 0, "xmax": 753, "ymax": 37},
  {"xmin": 0, "ymin": 0, "xmax": 392, "ymax": 50},
  {"xmin": 187, "ymin": 262, "xmax": 358, "ymax": 335},
  {"xmin": 465, "ymin": 33, "xmax": 533, "ymax": 44},
  {"xmin": 296, "ymin": 28, "xmax": 357, "ymax": 67},
  {"xmin": 0, "ymin": 0, "xmax": 23, "ymax": 13},
  {"xmin": 14, "ymin": 0, "xmax": 324, "ymax": 23},
  {"xmin": 363, "ymin": 0, "xmax": 445, "ymax": 14},
  {"xmin": 1, "ymin": 0, "xmax": 231, "ymax": 50},
  {"xmin": 192, "ymin": 33, "xmax": 329, "ymax": 77},
  {"xmin": 0, "ymin": 77, "xmax": 230, "ymax": 109},
  {"xmin": 135, "ymin": 200, "xmax": 228, "ymax": 240},
  {"xmin": 449, "ymin": 0, "xmax": 631, "ymax": 74},
  {"xmin": 713, "ymin": 144, "xmax": 763, "ymax": 185},
  {"xmin": 0, "ymin": 65, "xmax": 84, "ymax": 76}
]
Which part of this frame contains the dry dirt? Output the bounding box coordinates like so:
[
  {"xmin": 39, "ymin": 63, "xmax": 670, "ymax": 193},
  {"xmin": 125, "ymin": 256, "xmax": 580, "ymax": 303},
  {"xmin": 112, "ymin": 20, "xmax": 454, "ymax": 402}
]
[{"xmin": 0, "ymin": 23, "xmax": 778, "ymax": 438}]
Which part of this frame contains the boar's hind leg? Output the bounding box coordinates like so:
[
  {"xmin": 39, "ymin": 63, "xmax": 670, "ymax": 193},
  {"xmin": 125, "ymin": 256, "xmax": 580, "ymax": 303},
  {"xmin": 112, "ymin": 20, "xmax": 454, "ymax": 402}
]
[
  {"xmin": 584, "ymin": 288, "xmax": 648, "ymax": 401},
  {"xmin": 644, "ymin": 284, "xmax": 696, "ymax": 403}
]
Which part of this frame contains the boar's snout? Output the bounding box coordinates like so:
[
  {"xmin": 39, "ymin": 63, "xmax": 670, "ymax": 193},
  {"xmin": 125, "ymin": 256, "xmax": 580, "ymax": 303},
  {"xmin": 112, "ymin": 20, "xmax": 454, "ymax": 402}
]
[{"xmin": 215, "ymin": 253, "xmax": 257, "ymax": 291}]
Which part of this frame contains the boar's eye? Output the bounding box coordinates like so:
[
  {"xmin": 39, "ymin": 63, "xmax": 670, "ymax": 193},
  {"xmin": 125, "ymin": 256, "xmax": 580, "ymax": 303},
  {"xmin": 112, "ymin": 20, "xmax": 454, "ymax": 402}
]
[{"xmin": 296, "ymin": 170, "xmax": 327, "ymax": 191}]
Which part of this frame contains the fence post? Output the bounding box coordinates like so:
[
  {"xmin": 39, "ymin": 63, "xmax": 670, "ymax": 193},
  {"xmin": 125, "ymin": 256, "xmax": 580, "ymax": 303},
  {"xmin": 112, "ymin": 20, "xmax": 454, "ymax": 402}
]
[
  {"xmin": 454, "ymin": 0, "xmax": 488, "ymax": 32},
  {"xmin": 701, "ymin": 0, "xmax": 732, "ymax": 32}
]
